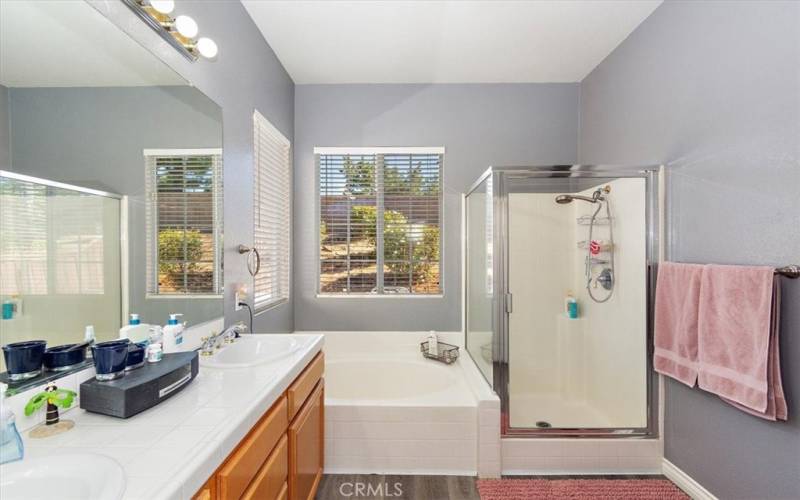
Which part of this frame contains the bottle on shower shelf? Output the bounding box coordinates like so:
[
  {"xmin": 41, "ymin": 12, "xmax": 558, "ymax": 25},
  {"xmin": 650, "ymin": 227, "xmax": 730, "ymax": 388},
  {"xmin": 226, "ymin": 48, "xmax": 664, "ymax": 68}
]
[{"xmin": 565, "ymin": 291, "xmax": 579, "ymax": 319}]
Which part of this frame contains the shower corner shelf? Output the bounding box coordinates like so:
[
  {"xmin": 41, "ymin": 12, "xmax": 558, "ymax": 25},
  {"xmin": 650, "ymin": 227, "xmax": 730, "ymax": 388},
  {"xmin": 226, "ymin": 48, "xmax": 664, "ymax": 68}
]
[
  {"xmin": 577, "ymin": 240, "xmax": 614, "ymax": 252},
  {"xmin": 576, "ymin": 215, "xmax": 613, "ymax": 225},
  {"xmin": 420, "ymin": 341, "xmax": 460, "ymax": 365}
]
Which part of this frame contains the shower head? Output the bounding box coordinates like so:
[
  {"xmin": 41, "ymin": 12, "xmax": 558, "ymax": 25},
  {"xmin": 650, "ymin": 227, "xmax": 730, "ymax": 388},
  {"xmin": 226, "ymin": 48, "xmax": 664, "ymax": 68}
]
[
  {"xmin": 555, "ymin": 186, "xmax": 610, "ymax": 205},
  {"xmin": 554, "ymin": 194, "xmax": 598, "ymax": 204}
]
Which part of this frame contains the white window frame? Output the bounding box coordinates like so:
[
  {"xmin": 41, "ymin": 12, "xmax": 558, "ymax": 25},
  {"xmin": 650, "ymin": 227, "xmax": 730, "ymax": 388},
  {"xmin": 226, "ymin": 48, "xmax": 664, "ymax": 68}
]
[
  {"xmin": 144, "ymin": 148, "xmax": 223, "ymax": 298},
  {"xmin": 253, "ymin": 111, "xmax": 292, "ymax": 312},
  {"xmin": 315, "ymin": 146, "xmax": 445, "ymax": 298}
]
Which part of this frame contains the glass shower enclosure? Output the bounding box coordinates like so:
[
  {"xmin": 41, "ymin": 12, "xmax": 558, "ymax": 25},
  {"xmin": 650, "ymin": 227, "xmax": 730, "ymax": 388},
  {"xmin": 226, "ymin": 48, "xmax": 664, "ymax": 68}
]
[
  {"xmin": 465, "ymin": 166, "xmax": 659, "ymax": 437},
  {"xmin": 0, "ymin": 170, "xmax": 123, "ymax": 371}
]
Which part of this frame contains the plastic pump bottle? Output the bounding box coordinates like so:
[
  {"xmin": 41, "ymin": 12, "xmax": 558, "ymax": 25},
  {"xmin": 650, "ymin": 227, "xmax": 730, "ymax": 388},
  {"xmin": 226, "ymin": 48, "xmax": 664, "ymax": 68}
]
[
  {"xmin": 162, "ymin": 313, "xmax": 185, "ymax": 353},
  {"xmin": 120, "ymin": 313, "xmax": 151, "ymax": 343},
  {"xmin": 0, "ymin": 382, "xmax": 24, "ymax": 464}
]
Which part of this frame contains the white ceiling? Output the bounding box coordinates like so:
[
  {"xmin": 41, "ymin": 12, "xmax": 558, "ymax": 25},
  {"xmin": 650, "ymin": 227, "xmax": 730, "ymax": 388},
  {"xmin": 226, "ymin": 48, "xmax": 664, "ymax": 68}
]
[
  {"xmin": 0, "ymin": 0, "xmax": 186, "ymax": 87},
  {"xmin": 242, "ymin": 0, "xmax": 662, "ymax": 84}
]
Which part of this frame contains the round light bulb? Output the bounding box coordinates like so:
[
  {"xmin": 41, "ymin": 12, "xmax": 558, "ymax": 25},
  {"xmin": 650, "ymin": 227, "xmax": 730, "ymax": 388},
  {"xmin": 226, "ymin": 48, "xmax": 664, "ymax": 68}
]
[
  {"xmin": 174, "ymin": 15, "xmax": 198, "ymax": 38},
  {"xmin": 196, "ymin": 37, "xmax": 218, "ymax": 59},
  {"xmin": 148, "ymin": 0, "xmax": 174, "ymax": 14}
]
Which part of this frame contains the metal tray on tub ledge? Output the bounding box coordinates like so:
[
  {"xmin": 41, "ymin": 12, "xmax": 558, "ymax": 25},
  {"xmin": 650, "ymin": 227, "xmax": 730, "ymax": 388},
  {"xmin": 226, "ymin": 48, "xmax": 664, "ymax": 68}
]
[{"xmin": 420, "ymin": 341, "xmax": 459, "ymax": 365}]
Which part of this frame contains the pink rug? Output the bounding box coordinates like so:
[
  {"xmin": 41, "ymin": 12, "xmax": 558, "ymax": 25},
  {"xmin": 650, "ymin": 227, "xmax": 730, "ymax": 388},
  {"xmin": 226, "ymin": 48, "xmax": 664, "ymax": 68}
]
[{"xmin": 477, "ymin": 478, "xmax": 689, "ymax": 499}]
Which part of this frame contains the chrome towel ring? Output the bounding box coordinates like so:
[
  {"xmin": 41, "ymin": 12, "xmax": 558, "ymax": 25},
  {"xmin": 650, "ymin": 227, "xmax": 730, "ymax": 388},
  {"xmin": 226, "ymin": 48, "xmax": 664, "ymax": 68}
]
[{"xmin": 238, "ymin": 244, "xmax": 261, "ymax": 277}]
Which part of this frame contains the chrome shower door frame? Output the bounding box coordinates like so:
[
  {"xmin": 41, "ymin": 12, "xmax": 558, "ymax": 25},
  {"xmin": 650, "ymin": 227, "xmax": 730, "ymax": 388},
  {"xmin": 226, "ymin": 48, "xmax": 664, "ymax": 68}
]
[{"xmin": 482, "ymin": 165, "xmax": 660, "ymax": 438}]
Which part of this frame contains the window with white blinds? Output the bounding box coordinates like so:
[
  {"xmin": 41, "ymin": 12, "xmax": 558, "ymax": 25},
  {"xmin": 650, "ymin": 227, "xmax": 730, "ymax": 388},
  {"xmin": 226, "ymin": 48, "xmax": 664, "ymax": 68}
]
[
  {"xmin": 253, "ymin": 111, "xmax": 291, "ymax": 311},
  {"xmin": 0, "ymin": 177, "xmax": 48, "ymax": 295},
  {"xmin": 317, "ymin": 147, "xmax": 443, "ymax": 295},
  {"xmin": 145, "ymin": 149, "xmax": 223, "ymax": 296}
]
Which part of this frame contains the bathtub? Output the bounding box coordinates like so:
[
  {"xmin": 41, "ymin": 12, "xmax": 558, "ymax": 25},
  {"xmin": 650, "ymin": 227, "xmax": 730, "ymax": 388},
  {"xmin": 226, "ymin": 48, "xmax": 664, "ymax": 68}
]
[{"xmin": 319, "ymin": 331, "xmax": 500, "ymax": 477}]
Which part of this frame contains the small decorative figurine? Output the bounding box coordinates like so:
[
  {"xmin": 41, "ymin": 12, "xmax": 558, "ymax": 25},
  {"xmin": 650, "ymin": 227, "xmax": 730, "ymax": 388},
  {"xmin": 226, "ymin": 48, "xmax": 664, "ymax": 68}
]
[{"xmin": 24, "ymin": 382, "xmax": 77, "ymax": 438}]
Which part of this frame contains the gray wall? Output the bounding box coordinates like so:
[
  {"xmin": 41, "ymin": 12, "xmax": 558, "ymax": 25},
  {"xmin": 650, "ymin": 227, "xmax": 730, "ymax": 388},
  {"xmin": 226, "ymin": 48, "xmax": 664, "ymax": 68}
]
[
  {"xmin": 0, "ymin": 84, "xmax": 9, "ymax": 169},
  {"xmin": 579, "ymin": 1, "xmax": 800, "ymax": 498},
  {"xmin": 7, "ymin": 86, "xmax": 222, "ymax": 327},
  {"xmin": 295, "ymin": 84, "xmax": 579, "ymax": 331},
  {"xmin": 89, "ymin": 0, "xmax": 295, "ymax": 332}
]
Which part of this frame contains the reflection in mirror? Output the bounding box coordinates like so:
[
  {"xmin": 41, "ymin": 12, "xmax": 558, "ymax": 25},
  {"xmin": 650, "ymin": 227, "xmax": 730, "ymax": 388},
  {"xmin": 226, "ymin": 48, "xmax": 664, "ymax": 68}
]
[{"xmin": 0, "ymin": 0, "xmax": 223, "ymax": 385}]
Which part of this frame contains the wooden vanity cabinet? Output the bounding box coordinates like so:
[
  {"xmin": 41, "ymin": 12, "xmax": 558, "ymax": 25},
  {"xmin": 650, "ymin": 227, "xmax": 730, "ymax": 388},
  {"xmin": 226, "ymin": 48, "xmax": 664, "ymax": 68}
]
[
  {"xmin": 193, "ymin": 353, "xmax": 324, "ymax": 500},
  {"xmin": 288, "ymin": 381, "xmax": 324, "ymax": 500}
]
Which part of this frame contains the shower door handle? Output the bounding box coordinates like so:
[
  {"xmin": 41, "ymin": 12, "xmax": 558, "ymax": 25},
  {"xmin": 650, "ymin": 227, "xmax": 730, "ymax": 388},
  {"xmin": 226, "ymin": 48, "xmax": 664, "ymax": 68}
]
[{"xmin": 505, "ymin": 293, "xmax": 513, "ymax": 314}]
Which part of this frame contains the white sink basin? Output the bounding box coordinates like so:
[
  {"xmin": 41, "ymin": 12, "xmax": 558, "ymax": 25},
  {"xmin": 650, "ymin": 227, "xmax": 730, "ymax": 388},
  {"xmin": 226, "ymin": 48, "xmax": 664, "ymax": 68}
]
[
  {"xmin": 0, "ymin": 453, "xmax": 125, "ymax": 500},
  {"xmin": 200, "ymin": 335, "xmax": 299, "ymax": 368}
]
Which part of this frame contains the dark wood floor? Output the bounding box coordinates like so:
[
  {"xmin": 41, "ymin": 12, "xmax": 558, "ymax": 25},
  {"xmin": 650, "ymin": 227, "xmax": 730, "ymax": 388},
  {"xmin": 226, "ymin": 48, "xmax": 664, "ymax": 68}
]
[
  {"xmin": 315, "ymin": 474, "xmax": 669, "ymax": 500},
  {"xmin": 316, "ymin": 475, "xmax": 479, "ymax": 500}
]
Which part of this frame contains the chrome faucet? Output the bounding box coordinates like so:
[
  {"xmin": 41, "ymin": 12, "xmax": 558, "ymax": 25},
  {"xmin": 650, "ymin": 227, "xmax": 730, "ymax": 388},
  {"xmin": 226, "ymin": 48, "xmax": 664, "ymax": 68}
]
[
  {"xmin": 222, "ymin": 321, "xmax": 248, "ymax": 342},
  {"xmin": 199, "ymin": 322, "xmax": 248, "ymax": 356}
]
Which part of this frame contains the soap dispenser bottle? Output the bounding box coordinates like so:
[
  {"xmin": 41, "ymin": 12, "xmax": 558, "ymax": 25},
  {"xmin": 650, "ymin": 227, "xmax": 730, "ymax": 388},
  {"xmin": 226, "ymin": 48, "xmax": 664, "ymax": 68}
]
[
  {"xmin": 0, "ymin": 382, "xmax": 24, "ymax": 464},
  {"xmin": 120, "ymin": 314, "xmax": 151, "ymax": 343},
  {"xmin": 162, "ymin": 313, "xmax": 185, "ymax": 353}
]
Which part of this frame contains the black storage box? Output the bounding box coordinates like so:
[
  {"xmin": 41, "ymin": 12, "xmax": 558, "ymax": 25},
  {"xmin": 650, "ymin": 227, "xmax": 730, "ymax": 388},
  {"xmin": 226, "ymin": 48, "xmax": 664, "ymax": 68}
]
[{"xmin": 80, "ymin": 351, "xmax": 198, "ymax": 418}]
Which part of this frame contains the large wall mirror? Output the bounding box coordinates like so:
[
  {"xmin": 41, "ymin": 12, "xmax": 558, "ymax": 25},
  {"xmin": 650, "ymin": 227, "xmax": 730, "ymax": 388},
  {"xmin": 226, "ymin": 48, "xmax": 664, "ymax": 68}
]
[{"xmin": 0, "ymin": 1, "xmax": 223, "ymax": 379}]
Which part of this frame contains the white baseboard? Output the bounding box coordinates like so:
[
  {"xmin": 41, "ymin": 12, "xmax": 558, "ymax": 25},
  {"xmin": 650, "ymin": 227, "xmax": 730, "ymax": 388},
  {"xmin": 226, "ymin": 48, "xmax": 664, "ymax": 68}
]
[{"xmin": 662, "ymin": 459, "xmax": 717, "ymax": 500}]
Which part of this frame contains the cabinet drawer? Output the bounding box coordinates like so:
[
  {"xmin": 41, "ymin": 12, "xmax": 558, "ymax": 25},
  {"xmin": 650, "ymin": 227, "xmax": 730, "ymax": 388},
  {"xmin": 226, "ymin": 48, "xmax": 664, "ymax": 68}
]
[
  {"xmin": 218, "ymin": 396, "xmax": 288, "ymax": 500},
  {"xmin": 242, "ymin": 435, "xmax": 288, "ymax": 500},
  {"xmin": 287, "ymin": 353, "xmax": 324, "ymax": 420}
]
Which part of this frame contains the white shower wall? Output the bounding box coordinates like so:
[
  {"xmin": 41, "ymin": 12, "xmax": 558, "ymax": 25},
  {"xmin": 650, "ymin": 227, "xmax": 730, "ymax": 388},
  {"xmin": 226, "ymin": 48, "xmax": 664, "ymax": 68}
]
[
  {"xmin": 573, "ymin": 178, "xmax": 647, "ymax": 428},
  {"xmin": 507, "ymin": 177, "xmax": 647, "ymax": 429}
]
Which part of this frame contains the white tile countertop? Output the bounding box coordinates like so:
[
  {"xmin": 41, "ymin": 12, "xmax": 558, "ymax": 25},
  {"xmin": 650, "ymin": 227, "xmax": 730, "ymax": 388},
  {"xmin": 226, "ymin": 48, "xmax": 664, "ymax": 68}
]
[{"xmin": 9, "ymin": 333, "xmax": 324, "ymax": 500}]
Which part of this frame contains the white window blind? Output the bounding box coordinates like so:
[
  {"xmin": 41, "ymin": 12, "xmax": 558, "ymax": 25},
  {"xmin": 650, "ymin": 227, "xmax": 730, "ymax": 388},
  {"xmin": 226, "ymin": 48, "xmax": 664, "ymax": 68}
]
[
  {"xmin": 0, "ymin": 177, "xmax": 48, "ymax": 295},
  {"xmin": 145, "ymin": 149, "xmax": 223, "ymax": 296},
  {"xmin": 253, "ymin": 111, "xmax": 291, "ymax": 311},
  {"xmin": 317, "ymin": 147, "xmax": 443, "ymax": 295}
]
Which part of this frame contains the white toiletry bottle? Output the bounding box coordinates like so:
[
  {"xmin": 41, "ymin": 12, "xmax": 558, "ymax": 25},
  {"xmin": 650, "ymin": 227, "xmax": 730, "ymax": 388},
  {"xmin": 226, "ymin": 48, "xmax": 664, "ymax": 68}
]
[
  {"xmin": 120, "ymin": 313, "xmax": 151, "ymax": 343},
  {"xmin": 0, "ymin": 382, "xmax": 24, "ymax": 464},
  {"xmin": 162, "ymin": 313, "xmax": 185, "ymax": 353},
  {"xmin": 84, "ymin": 325, "xmax": 96, "ymax": 358},
  {"xmin": 427, "ymin": 331, "xmax": 439, "ymax": 357},
  {"xmin": 84, "ymin": 325, "xmax": 95, "ymax": 343}
]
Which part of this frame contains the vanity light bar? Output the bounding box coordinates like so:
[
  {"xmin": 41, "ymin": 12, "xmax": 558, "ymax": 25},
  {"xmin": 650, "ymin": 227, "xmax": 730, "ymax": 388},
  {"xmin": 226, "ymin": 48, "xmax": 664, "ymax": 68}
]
[{"xmin": 122, "ymin": 0, "xmax": 218, "ymax": 61}]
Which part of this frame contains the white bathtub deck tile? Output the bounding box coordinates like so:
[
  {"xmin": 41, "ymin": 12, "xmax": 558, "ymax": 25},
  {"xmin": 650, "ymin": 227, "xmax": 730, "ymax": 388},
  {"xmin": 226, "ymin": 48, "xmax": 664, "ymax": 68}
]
[
  {"xmin": 479, "ymin": 408, "xmax": 500, "ymax": 424},
  {"xmin": 325, "ymin": 404, "xmax": 476, "ymax": 423},
  {"xmin": 479, "ymin": 424, "xmax": 500, "ymax": 444},
  {"xmin": 330, "ymin": 438, "xmax": 476, "ymax": 459},
  {"xmin": 333, "ymin": 421, "xmax": 477, "ymax": 440}
]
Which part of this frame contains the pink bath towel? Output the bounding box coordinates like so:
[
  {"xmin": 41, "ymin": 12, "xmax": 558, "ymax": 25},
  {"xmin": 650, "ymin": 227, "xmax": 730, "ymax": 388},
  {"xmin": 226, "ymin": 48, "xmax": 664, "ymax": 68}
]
[
  {"xmin": 654, "ymin": 262, "xmax": 704, "ymax": 386},
  {"xmin": 697, "ymin": 264, "xmax": 786, "ymax": 420}
]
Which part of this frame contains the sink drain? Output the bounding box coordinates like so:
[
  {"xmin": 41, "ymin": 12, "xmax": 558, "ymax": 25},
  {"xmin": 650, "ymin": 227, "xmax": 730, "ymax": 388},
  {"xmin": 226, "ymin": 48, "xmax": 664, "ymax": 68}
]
[{"xmin": 535, "ymin": 421, "xmax": 552, "ymax": 428}]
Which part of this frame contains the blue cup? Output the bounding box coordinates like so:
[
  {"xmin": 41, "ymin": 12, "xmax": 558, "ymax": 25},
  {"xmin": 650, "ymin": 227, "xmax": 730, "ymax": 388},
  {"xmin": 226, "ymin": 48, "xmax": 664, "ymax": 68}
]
[
  {"xmin": 125, "ymin": 342, "xmax": 148, "ymax": 371},
  {"xmin": 44, "ymin": 344, "xmax": 88, "ymax": 372},
  {"xmin": 92, "ymin": 339, "xmax": 130, "ymax": 381},
  {"xmin": 2, "ymin": 340, "xmax": 47, "ymax": 380}
]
